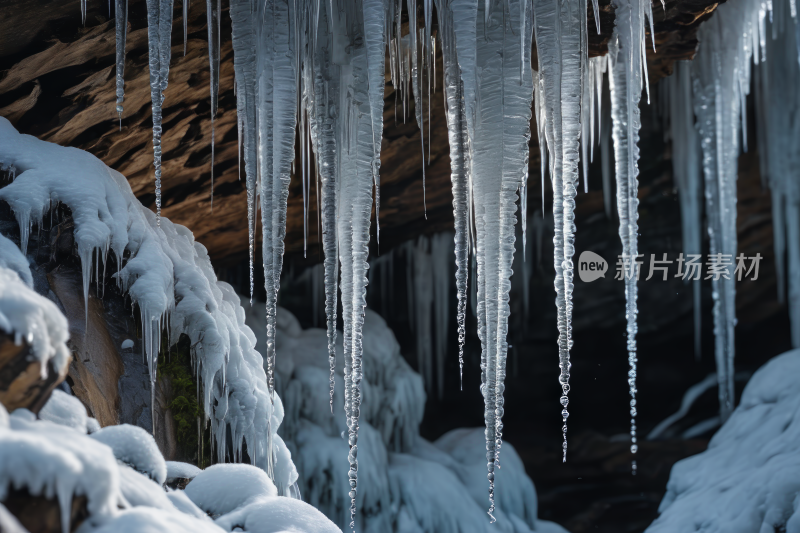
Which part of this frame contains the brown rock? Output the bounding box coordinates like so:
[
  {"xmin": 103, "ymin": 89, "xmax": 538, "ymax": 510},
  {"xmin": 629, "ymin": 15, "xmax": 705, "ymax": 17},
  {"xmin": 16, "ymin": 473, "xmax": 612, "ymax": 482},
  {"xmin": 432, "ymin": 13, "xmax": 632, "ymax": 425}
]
[
  {"xmin": 0, "ymin": 334, "xmax": 69, "ymax": 415},
  {"xmin": 3, "ymin": 488, "xmax": 88, "ymax": 533}
]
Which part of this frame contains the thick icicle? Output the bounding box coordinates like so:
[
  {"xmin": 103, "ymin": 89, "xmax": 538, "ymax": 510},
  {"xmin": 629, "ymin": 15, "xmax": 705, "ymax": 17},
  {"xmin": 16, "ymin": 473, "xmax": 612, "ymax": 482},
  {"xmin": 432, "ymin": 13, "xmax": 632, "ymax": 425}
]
[
  {"xmin": 443, "ymin": 0, "xmax": 534, "ymax": 519},
  {"xmin": 691, "ymin": 0, "xmax": 766, "ymax": 421},
  {"xmin": 533, "ymin": 0, "xmax": 586, "ymax": 462},
  {"xmin": 145, "ymin": 0, "xmax": 175, "ymax": 226},
  {"xmin": 435, "ymin": 0, "xmax": 470, "ymax": 390},
  {"xmin": 664, "ymin": 61, "xmax": 703, "ymax": 358},
  {"xmin": 206, "ymin": 0, "xmax": 220, "ymax": 207},
  {"xmin": 608, "ymin": 0, "xmax": 650, "ymax": 471},
  {"xmin": 115, "ymin": 0, "xmax": 128, "ymax": 128}
]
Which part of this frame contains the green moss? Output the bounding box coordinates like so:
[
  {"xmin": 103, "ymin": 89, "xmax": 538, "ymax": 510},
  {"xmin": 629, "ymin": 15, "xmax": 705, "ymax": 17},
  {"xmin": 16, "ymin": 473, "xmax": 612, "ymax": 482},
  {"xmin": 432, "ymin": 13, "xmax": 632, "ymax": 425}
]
[{"xmin": 157, "ymin": 334, "xmax": 210, "ymax": 467}]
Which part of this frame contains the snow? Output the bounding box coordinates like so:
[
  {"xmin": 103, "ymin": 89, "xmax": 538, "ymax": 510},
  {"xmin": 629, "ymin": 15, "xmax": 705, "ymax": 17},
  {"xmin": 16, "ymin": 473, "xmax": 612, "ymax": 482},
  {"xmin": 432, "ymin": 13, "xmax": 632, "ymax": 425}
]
[
  {"xmin": 0, "ymin": 267, "xmax": 70, "ymax": 379},
  {"xmin": 0, "ymin": 233, "xmax": 32, "ymax": 288},
  {"xmin": 271, "ymin": 307, "xmax": 560, "ymax": 532},
  {"xmin": 117, "ymin": 463, "xmax": 174, "ymax": 509},
  {"xmin": 81, "ymin": 507, "xmax": 225, "ymax": 533},
  {"xmin": 647, "ymin": 349, "xmax": 800, "ymax": 533},
  {"xmin": 39, "ymin": 390, "xmax": 89, "ymax": 433},
  {"xmin": 166, "ymin": 461, "xmax": 202, "ymax": 483},
  {"xmin": 184, "ymin": 464, "xmax": 278, "ymax": 517},
  {"xmin": 215, "ymin": 496, "xmax": 341, "ymax": 533},
  {"xmin": 0, "ymin": 117, "xmax": 294, "ymax": 481},
  {"xmin": 90, "ymin": 425, "xmax": 167, "ymax": 484},
  {"xmin": 120, "ymin": 339, "xmax": 134, "ymax": 350}
]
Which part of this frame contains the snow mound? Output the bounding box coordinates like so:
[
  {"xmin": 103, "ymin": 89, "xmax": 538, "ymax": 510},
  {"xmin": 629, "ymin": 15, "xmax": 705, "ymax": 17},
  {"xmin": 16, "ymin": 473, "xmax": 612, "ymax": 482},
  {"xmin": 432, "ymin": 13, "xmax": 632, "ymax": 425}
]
[
  {"xmin": 184, "ymin": 464, "xmax": 278, "ymax": 517},
  {"xmin": 647, "ymin": 349, "xmax": 800, "ymax": 533},
  {"xmin": 166, "ymin": 461, "xmax": 202, "ymax": 484},
  {"xmin": 117, "ymin": 464, "xmax": 173, "ymax": 509},
  {"xmin": 0, "ymin": 117, "xmax": 291, "ymax": 479},
  {"xmin": 1, "ymin": 408, "xmax": 123, "ymax": 533},
  {"xmin": 82, "ymin": 507, "xmax": 226, "ymax": 533},
  {"xmin": 39, "ymin": 390, "xmax": 89, "ymax": 433},
  {"xmin": 215, "ymin": 496, "xmax": 341, "ymax": 533},
  {"xmin": 0, "ymin": 267, "xmax": 69, "ymax": 377},
  {"xmin": 0, "ymin": 234, "xmax": 32, "ymax": 288},
  {"xmin": 90, "ymin": 425, "xmax": 166, "ymax": 485}
]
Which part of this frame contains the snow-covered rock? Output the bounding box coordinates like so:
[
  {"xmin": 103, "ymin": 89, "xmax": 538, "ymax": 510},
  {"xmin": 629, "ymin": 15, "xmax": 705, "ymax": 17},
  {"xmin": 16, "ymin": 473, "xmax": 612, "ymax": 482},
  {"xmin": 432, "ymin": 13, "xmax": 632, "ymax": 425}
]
[
  {"xmin": 647, "ymin": 349, "xmax": 800, "ymax": 533},
  {"xmin": 166, "ymin": 461, "xmax": 202, "ymax": 486},
  {"xmin": 0, "ymin": 234, "xmax": 32, "ymax": 288},
  {"xmin": 38, "ymin": 389, "xmax": 89, "ymax": 433},
  {"xmin": 90, "ymin": 425, "xmax": 167, "ymax": 484},
  {"xmin": 215, "ymin": 496, "xmax": 341, "ymax": 533},
  {"xmin": 0, "ymin": 117, "xmax": 291, "ymax": 479},
  {"xmin": 184, "ymin": 463, "xmax": 278, "ymax": 517}
]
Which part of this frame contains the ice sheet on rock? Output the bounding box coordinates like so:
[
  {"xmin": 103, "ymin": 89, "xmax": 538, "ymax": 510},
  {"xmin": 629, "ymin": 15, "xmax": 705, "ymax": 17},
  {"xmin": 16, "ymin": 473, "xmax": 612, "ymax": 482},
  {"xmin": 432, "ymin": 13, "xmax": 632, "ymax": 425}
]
[
  {"xmin": 0, "ymin": 118, "xmax": 292, "ymax": 479},
  {"xmin": 90, "ymin": 425, "xmax": 167, "ymax": 484},
  {"xmin": 2, "ymin": 415, "xmax": 124, "ymax": 533},
  {"xmin": 0, "ymin": 234, "xmax": 32, "ymax": 288},
  {"xmin": 39, "ymin": 390, "xmax": 89, "ymax": 433},
  {"xmin": 0, "ymin": 268, "xmax": 69, "ymax": 378},
  {"xmin": 214, "ymin": 496, "xmax": 342, "ymax": 533},
  {"xmin": 184, "ymin": 464, "xmax": 277, "ymax": 517},
  {"xmin": 646, "ymin": 349, "xmax": 800, "ymax": 533},
  {"xmin": 84, "ymin": 507, "xmax": 226, "ymax": 533}
]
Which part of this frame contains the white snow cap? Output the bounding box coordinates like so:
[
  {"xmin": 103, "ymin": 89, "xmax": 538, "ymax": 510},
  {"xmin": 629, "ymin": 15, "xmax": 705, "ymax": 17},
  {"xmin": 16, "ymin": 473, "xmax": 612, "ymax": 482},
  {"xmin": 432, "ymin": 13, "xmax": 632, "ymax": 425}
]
[
  {"xmin": 39, "ymin": 389, "xmax": 89, "ymax": 433},
  {"xmin": 0, "ymin": 117, "xmax": 293, "ymax": 478},
  {"xmin": 84, "ymin": 507, "xmax": 226, "ymax": 533},
  {"xmin": 648, "ymin": 349, "xmax": 800, "ymax": 533},
  {"xmin": 215, "ymin": 496, "xmax": 341, "ymax": 533},
  {"xmin": 90, "ymin": 425, "xmax": 167, "ymax": 485},
  {"xmin": 0, "ymin": 267, "xmax": 70, "ymax": 377},
  {"xmin": 166, "ymin": 461, "xmax": 202, "ymax": 483},
  {"xmin": 184, "ymin": 464, "xmax": 278, "ymax": 517}
]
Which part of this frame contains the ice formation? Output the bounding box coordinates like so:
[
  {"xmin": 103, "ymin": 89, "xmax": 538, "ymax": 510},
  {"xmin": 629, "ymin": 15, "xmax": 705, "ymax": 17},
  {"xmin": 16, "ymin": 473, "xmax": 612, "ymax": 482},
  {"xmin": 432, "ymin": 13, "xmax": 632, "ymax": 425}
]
[
  {"xmin": 0, "ymin": 118, "xmax": 293, "ymax": 483},
  {"xmin": 690, "ymin": 0, "xmax": 768, "ymax": 421},
  {"xmin": 646, "ymin": 349, "xmax": 800, "ymax": 533},
  {"xmin": 661, "ymin": 61, "xmax": 703, "ymax": 358},
  {"xmin": 145, "ymin": 0, "xmax": 174, "ymax": 224},
  {"xmin": 0, "ymin": 392, "xmax": 327, "ymax": 533},
  {"xmin": 114, "ymin": 0, "xmax": 128, "ymax": 126},
  {"xmin": 755, "ymin": 7, "xmax": 800, "ymax": 348},
  {"xmin": 533, "ymin": 0, "xmax": 587, "ymax": 463},
  {"xmin": 608, "ymin": 0, "xmax": 652, "ymax": 472},
  {"xmin": 0, "ymin": 233, "xmax": 32, "ymax": 288},
  {"xmin": 271, "ymin": 307, "xmax": 566, "ymax": 532}
]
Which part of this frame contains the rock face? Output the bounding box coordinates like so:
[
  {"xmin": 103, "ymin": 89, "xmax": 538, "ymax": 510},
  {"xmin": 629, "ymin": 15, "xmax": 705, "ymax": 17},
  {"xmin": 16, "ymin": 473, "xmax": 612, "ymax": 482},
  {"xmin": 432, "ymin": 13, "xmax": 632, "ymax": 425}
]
[{"xmin": 0, "ymin": 0, "xmax": 720, "ymax": 266}]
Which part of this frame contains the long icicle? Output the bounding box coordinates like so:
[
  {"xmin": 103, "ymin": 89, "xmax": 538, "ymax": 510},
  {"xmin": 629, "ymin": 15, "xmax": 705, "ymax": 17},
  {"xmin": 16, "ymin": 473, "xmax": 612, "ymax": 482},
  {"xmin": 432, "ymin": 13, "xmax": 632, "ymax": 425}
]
[
  {"xmin": 206, "ymin": 0, "xmax": 220, "ymax": 209},
  {"xmin": 145, "ymin": 0, "xmax": 175, "ymax": 226},
  {"xmin": 115, "ymin": 0, "xmax": 128, "ymax": 129}
]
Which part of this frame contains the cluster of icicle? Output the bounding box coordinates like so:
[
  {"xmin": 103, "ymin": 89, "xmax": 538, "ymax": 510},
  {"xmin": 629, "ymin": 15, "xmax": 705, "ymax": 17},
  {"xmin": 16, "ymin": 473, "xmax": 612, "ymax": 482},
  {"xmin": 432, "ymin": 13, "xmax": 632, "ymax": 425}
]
[{"xmin": 663, "ymin": 0, "xmax": 793, "ymax": 424}]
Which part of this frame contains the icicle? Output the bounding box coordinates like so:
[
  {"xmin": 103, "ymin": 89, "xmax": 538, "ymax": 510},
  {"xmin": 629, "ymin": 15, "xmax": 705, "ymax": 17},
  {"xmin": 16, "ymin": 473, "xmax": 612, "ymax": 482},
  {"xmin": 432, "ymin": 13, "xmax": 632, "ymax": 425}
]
[
  {"xmin": 435, "ymin": 0, "xmax": 470, "ymax": 390},
  {"xmin": 664, "ymin": 61, "xmax": 703, "ymax": 358},
  {"xmin": 145, "ymin": 0, "xmax": 174, "ymax": 226},
  {"xmin": 533, "ymin": 0, "xmax": 586, "ymax": 463},
  {"xmin": 183, "ymin": 0, "xmax": 190, "ymax": 55},
  {"xmin": 115, "ymin": 0, "xmax": 128, "ymax": 129},
  {"xmin": 440, "ymin": 0, "xmax": 533, "ymax": 519},
  {"xmin": 609, "ymin": 0, "xmax": 652, "ymax": 473},
  {"xmin": 206, "ymin": 0, "xmax": 220, "ymax": 208},
  {"xmin": 691, "ymin": 0, "xmax": 767, "ymax": 422},
  {"xmin": 756, "ymin": 4, "xmax": 800, "ymax": 347}
]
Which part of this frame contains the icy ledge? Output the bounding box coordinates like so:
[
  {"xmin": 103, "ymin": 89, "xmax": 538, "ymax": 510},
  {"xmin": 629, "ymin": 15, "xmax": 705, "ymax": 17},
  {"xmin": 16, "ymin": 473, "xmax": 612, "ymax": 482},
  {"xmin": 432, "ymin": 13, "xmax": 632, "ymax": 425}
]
[
  {"xmin": 0, "ymin": 389, "xmax": 340, "ymax": 533},
  {"xmin": 0, "ymin": 117, "xmax": 291, "ymax": 479},
  {"xmin": 647, "ymin": 349, "xmax": 800, "ymax": 533}
]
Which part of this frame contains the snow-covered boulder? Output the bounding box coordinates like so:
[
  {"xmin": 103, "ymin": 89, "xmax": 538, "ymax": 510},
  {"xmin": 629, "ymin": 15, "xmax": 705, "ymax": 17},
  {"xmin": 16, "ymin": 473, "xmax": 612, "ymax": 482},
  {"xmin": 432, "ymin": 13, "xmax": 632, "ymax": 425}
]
[
  {"xmin": 90, "ymin": 425, "xmax": 167, "ymax": 484},
  {"xmin": 184, "ymin": 463, "xmax": 278, "ymax": 517},
  {"xmin": 647, "ymin": 349, "xmax": 800, "ymax": 533},
  {"xmin": 215, "ymin": 496, "xmax": 341, "ymax": 533}
]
